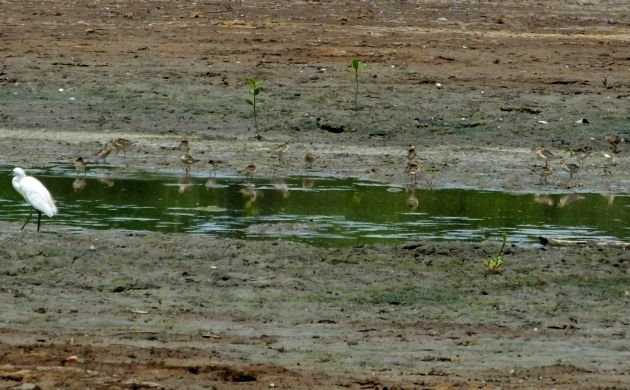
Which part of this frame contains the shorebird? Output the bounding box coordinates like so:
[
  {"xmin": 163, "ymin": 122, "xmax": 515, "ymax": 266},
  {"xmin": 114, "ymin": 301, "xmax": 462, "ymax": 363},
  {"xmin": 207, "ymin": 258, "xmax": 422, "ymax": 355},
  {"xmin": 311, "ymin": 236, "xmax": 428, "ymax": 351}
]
[
  {"xmin": 110, "ymin": 138, "xmax": 132, "ymax": 156},
  {"xmin": 560, "ymin": 160, "xmax": 579, "ymax": 180},
  {"xmin": 602, "ymin": 152, "xmax": 617, "ymax": 176},
  {"xmin": 74, "ymin": 157, "xmax": 87, "ymax": 175},
  {"xmin": 97, "ymin": 144, "xmax": 114, "ymax": 161},
  {"xmin": 569, "ymin": 146, "xmax": 592, "ymax": 166},
  {"xmin": 606, "ymin": 134, "xmax": 623, "ymax": 153},
  {"xmin": 271, "ymin": 141, "xmax": 290, "ymax": 163},
  {"xmin": 241, "ymin": 162, "xmax": 257, "ymax": 179},
  {"xmin": 207, "ymin": 159, "xmax": 219, "ymax": 176},
  {"xmin": 405, "ymin": 159, "xmax": 421, "ymax": 183},
  {"xmin": 539, "ymin": 165, "xmax": 553, "ymax": 184},
  {"xmin": 180, "ymin": 153, "xmax": 199, "ymax": 174},
  {"xmin": 97, "ymin": 113, "xmax": 107, "ymax": 129},
  {"xmin": 179, "ymin": 138, "xmax": 190, "ymax": 153},
  {"xmin": 407, "ymin": 145, "xmax": 416, "ymax": 161},
  {"xmin": 11, "ymin": 167, "xmax": 58, "ymax": 232},
  {"xmin": 603, "ymin": 78, "xmax": 613, "ymax": 90},
  {"xmin": 535, "ymin": 147, "xmax": 555, "ymax": 167},
  {"xmin": 304, "ymin": 151, "xmax": 318, "ymax": 169}
]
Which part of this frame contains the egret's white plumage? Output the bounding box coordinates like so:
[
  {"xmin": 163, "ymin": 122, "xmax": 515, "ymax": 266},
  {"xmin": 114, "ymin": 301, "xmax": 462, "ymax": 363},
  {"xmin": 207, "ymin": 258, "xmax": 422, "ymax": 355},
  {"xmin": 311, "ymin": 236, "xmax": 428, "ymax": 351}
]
[{"xmin": 12, "ymin": 167, "xmax": 58, "ymax": 231}]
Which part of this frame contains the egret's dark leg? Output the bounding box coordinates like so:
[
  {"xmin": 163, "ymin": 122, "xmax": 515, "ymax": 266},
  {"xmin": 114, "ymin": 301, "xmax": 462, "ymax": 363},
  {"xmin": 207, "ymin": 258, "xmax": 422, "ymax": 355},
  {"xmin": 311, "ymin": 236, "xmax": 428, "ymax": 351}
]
[
  {"xmin": 20, "ymin": 210, "xmax": 33, "ymax": 231},
  {"xmin": 36, "ymin": 210, "xmax": 42, "ymax": 232}
]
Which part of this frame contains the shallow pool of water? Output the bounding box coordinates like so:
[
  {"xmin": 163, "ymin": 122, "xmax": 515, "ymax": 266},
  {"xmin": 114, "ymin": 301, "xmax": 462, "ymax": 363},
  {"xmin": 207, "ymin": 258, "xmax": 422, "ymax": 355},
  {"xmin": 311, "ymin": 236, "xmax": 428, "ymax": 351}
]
[{"xmin": 2, "ymin": 166, "xmax": 628, "ymax": 246}]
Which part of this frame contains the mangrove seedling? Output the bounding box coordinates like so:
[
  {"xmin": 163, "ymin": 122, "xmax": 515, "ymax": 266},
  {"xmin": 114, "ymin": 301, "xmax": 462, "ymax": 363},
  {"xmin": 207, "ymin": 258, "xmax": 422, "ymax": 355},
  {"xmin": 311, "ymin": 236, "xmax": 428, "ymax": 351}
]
[
  {"xmin": 351, "ymin": 59, "xmax": 366, "ymax": 110},
  {"xmin": 245, "ymin": 77, "xmax": 265, "ymax": 140},
  {"xmin": 484, "ymin": 232, "xmax": 508, "ymax": 275}
]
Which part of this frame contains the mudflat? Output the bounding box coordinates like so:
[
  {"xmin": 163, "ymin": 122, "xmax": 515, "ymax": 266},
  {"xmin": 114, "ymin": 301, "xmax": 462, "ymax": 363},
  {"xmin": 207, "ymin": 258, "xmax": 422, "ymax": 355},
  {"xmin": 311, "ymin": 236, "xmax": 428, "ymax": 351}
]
[{"xmin": 0, "ymin": 1, "xmax": 628, "ymax": 388}]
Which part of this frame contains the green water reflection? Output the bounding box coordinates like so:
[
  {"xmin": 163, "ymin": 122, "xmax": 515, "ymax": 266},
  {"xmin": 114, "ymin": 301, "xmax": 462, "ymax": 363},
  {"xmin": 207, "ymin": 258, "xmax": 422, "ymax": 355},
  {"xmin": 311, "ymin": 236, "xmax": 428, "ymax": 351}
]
[{"xmin": 1, "ymin": 167, "xmax": 628, "ymax": 245}]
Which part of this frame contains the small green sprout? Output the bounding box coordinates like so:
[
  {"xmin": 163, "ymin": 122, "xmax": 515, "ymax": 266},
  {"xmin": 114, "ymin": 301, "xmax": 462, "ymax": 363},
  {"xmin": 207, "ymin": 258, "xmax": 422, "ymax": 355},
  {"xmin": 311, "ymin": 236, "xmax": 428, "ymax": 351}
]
[
  {"xmin": 484, "ymin": 255, "xmax": 504, "ymax": 275},
  {"xmin": 245, "ymin": 77, "xmax": 265, "ymax": 140},
  {"xmin": 351, "ymin": 59, "xmax": 366, "ymax": 110},
  {"xmin": 484, "ymin": 232, "xmax": 508, "ymax": 275}
]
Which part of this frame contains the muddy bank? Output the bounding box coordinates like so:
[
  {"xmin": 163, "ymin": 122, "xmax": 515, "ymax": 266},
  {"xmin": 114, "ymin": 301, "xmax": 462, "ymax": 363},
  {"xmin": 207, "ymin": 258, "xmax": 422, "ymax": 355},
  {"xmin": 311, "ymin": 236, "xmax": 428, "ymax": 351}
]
[{"xmin": 0, "ymin": 223, "xmax": 628, "ymax": 388}]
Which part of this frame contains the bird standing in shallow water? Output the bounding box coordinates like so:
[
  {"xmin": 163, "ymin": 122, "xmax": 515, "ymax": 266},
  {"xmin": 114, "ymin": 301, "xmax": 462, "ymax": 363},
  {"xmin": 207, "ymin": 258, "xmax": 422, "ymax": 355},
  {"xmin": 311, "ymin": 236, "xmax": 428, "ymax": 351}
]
[
  {"xmin": 180, "ymin": 153, "xmax": 199, "ymax": 174},
  {"xmin": 11, "ymin": 167, "xmax": 58, "ymax": 232},
  {"xmin": 74, "ymin": 157, "xmax": 87, "ymax": 176},
  {"xmin": 207, "ymin": 159, "xmax": 219, "ymax": 176}
]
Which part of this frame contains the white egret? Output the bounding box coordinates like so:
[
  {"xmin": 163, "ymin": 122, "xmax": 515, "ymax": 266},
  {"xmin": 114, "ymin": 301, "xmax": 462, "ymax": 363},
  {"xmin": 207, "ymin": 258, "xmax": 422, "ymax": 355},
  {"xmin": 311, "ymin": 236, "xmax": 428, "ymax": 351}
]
[{"xmin": 11, "ymin": 167, "xmax": 58, "ymax": 232}]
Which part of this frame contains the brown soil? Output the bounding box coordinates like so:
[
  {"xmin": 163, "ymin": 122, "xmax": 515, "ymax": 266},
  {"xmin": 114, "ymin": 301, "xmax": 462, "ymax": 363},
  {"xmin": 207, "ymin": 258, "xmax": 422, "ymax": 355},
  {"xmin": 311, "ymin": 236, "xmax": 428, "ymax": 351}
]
[{"xmin": 0, "ymin": 1, "xmax": 629, "ymax": 389}]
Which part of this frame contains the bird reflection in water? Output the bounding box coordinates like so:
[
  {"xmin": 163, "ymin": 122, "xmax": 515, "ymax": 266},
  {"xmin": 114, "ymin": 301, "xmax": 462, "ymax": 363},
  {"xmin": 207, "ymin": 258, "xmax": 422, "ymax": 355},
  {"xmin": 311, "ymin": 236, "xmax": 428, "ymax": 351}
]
[
  {"xmin": 302, "ymin": 177, "xmax": 315, "ymax": 190},
  {"xmin": 600, "ymin": 193, "xmax": 615, "ymax": 206},
  {"xmin": 406, "ymin": 186, "xmax": 418, "ymax": 211},
  {"xmin": 532, "ymin": 194, "xmax": 554, "ymax": 207},
  {"xmin": 240, "ymin": 186, "xmax": 258, "ymax": 209},
  {"xmin": 98, "ymin": 173, "xmax": 115, "ymax": 188},
  {"xmin": 240, "ymin": 187, "xmax": 257, "ymax": 202},
  {"xmin": 72, "ymin": 177, "xmax": 87, "ymax": 193},
  {"xmin": 178, "ymin": 175, "xmax": 194, "ymax": 194},
  {"xmin": 272, "ymin": 179, "xmax": 289, "ymax": 199},
  {"xmin": 557, "ymin": 194, "xmax": 585, "ymax": 208},
  {"xmin": 205, "ymin": 178, "xmax": 217, "ymax": 190}
]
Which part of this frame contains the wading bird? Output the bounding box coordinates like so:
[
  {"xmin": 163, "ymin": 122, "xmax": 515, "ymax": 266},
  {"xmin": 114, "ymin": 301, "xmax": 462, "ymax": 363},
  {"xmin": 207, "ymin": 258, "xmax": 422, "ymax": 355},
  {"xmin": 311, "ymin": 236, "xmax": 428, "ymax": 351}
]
[
  {"xmin": 535, "ymin": 147, "xmax": 555, "ymax": 167},
  {"xmin": 539, "ymin": 165, "xmax": 553, "ymax": 184},
  {"xmin": 602, "ymin": 152, "xmax": 617, "ymax": 176},
  {"xmin": 97, "ymin": 144, "xmax": 114, "ymax": 161},
  {"xmin": 110, "ymin": 138, "xmax": 132, "ymax": 156},
  {"xmin": 407, "ymin": 145, "xmax": 416, "ymax": 161},
  {"xmin": 606, "ymin": 134, "xmax": 623, "ymax": 153},
  {"xmin": 569, "ymin": 146, "xmax": 592, "ymax": 166},
  {"xmin": 11, "ymin": 167, "xmax": 58, "ymax": 232},
  {"xmin": 180, "ymin": 153, "xmax": 200, "ymax": 174},
  {"xmin": 207, "ymin": 159, "xmax": 219, "ymax": 176},
  {"xmin": 271, "ymin": 141, "xmax": 290, "ymax": 163},
  {"xmin": 405, "ymin": 159, "xmax": 421, "ymax": 183},
  {"xmin": 179, "ymin": 138, "xmax": 190, "ymax": 154},
  {"xmin": 304, "ymin": 151, "xmax": 318, "ymax": 169},
  {"xmin": 74, "ymin": 157, "xmax": 87, "ymax": 175},
  {"xmin": 560, "ymin": 160, "xmax": 579, "ymax": 180},
  {"xmin": 241, "ymin": 162, "xmax": 257, "ymax": 179}
]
